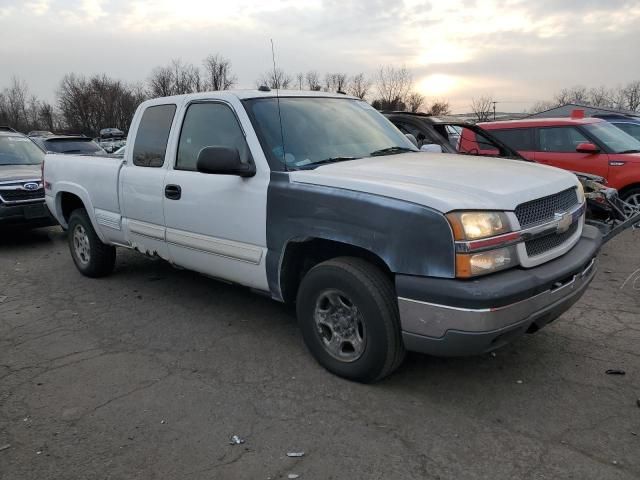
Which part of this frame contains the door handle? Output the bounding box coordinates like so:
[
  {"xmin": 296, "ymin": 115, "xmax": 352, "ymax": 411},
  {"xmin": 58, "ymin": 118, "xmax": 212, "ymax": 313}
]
[{"xmin": 165, "ymin": 184, "xmax": 181, "ymax": 200}]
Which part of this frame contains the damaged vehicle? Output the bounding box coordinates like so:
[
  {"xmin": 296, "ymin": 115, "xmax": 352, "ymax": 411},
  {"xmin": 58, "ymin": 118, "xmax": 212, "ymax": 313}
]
[
  {"xmin": 386, "ymin": 112, "xmax": 640, "ymax": 239},
  {"xmin": 44, "ymin": 91, "xmax": 602, "ymax": 382}
]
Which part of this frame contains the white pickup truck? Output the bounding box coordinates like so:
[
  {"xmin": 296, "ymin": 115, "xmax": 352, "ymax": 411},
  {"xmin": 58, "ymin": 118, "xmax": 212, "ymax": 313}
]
[{"xmin": 44, "ymin": 90, "xmax": 602, "ymax": 382}]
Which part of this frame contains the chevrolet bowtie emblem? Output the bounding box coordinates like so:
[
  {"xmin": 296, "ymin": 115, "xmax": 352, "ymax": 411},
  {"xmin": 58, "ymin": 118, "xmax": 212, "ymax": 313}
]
[{"xmin": 554, "ymin": 211, "xmax": 573, "ymax": 234}]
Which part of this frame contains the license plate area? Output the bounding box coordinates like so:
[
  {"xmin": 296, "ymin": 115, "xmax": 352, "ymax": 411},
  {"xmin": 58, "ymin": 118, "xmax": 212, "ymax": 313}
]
[{"xmin": 23, "ymin": 204, "xmax": 47, "ymax": 219}]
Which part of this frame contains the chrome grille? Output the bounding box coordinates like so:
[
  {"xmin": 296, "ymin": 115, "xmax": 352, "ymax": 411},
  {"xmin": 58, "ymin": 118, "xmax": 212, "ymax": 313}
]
[
  {"xmin": 515, "ymin": 188, "xmax": 579, "ymax": 228},
  {"xmin": 0, "ymin": 188, "xmax": 45, "ymax": 203},
  {"xmin": 525, "ymin": 221, "xmax": 580, "ymax": 257}
]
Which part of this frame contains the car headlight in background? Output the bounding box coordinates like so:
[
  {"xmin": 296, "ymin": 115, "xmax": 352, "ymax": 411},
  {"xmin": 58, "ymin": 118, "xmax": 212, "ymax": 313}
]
[{"xmin": 446, "ymin": 211, "xmax": 510, "ymax": 240}]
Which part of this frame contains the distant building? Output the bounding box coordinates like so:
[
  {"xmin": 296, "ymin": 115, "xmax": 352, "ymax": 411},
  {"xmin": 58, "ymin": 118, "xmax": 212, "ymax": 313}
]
[{"xmin": 527, "ymin": 103, "xmax": 640, "ymax": 119}]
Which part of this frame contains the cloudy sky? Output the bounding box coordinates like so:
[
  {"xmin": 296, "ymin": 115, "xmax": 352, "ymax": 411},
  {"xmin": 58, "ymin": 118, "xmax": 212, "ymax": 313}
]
[{"xmin": 1, "ymin": 0, "xmax": 639, "ymax": 112}]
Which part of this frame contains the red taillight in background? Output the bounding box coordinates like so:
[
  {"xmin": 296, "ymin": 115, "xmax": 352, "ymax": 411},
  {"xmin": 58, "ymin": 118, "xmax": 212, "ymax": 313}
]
[{"xmin": 570, "ymin": 109, "xmax": 585, "ymax": 119}]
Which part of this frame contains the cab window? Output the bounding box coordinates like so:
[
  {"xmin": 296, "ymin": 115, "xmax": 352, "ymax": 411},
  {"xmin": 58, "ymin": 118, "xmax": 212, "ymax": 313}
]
[
  {"xmin": 176, "ymin": 102, "xmax": 251, "ymax": 171},
  {"xmin": 133, "ymin": 104, "xmax": 177, "ymax": 167}
]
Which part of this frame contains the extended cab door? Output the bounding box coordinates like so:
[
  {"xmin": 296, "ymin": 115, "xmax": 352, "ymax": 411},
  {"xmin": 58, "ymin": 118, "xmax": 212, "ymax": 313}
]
[
  {"xmin": 120, "ymin": 103, "xmax": 178, "ymax": 260},
  {"xmin": 161, "ymin": 99, "xmax": 270, "ymax": 291},
  {"xmin": 534, "ymin": 126, "xmax": 610, "ymax": 178}
]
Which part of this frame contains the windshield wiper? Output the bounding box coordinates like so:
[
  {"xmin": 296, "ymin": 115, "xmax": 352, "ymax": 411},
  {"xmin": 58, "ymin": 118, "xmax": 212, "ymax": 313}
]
[
  {"xmin": 370, "ymin": 146, "xmax": 415, "ymax": 156},
  {"xmin": 618, "ymin": 149, "xmax": 640, "ymax": 154},
  {"xmin": 297, "ymin": 156, "xmax": 360, "ymax": 168}
]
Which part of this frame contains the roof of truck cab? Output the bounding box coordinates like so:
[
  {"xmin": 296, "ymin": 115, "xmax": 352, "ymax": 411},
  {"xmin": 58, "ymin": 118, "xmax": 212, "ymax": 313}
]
[
  {"xmin": 143, "ymin": 90, "xmax": 359, "ymax": 105},
  {"xmin": 480, "ymin": 117, "xmax": 605, "ymax": 129}
]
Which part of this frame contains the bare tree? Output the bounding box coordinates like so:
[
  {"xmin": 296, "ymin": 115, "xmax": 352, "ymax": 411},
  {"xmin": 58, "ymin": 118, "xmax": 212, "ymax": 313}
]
[
  {"xmin": 305, "ymin": 71, "xmax": 322, "ymax": 91},
  {"xmin": 58, "ymin": 73, "xmax": 146, "ymax": 136},
  {"xmin": 470, "ymin": 96, "xmax": 495, "ymax": 122},
  {"xmin": 554, "ymin": 85, "xmax": 589, "ymax": 106},
  {"xmin": 588, "ymin": 86, "xmax": 613, "ymax": 108},
  {"xmin": 147, "ymin": 59, "xmax": 205, "ymax": 97},
  {"xmin": 406, "ymin": 91, "xmax": 425, "ymax": 113},
  {"xmin": 373, "ymin": 65, "xmax": 413, "ymax": 110},
  {"xmin": 295, "ymin": 72, "xmax": 305, "ymax": 90},
  {"xmin": 0, "ymin": 77, "xmax": 50, "ymax": 132},
  {"xmin": 528, "ymin": 100, "xmax": 556, "ymax": 114},
  {"xmin": 202, "ymin": 54, "xmax": 237, "ymax": 91},
  {"xmin": 348, "ymin": 73, "xmax": 371, "ymax": 99},
  {"xmin": 622, "ymin": 81, "xmax": 640, "ymax": 111},
  {"xmin": 325, "ymin": 73, "xmax": 348, "ymax": 93},
  {"xmin": 148, "ymin": 66, "xmax": 175, "ymax": 97},
  {"xmin": 256, "ymin": 68, "xmax": 292, "ymax": 89},
  {"xmin": 426, "ymin": 100, "xmax": 451, "ymax": 116}
]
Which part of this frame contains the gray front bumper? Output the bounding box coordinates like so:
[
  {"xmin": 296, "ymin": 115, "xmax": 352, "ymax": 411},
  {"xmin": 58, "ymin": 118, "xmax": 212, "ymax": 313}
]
[{"xmin": 0, "ymin": 201, "xmax": 56, "ymax": 227}]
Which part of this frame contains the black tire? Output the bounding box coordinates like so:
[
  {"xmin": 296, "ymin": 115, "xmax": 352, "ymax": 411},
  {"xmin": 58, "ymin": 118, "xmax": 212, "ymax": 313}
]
[
  {"xmin": 67, "ymin": 208, "xmax": 116, "ymax": 278},
  {"xmin": 296, "ymin": 257, "xmax": 405, "ymax": 383}
]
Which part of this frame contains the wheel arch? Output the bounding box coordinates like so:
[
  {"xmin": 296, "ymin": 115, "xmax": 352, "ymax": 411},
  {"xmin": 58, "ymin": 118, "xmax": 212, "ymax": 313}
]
[
  {"xmin": 275, "ymin": 236, "xmax": 394, "ymax": 304},
  {"xmin": 54, "ymin": 184, "xmax": 105, "ymax": 242}
]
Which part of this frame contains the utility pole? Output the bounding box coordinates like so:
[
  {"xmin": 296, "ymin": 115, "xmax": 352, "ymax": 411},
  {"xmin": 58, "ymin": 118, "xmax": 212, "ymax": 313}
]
[{"xmin": 492, "ymin": 101, "xmax": 497, "ymax": 121}]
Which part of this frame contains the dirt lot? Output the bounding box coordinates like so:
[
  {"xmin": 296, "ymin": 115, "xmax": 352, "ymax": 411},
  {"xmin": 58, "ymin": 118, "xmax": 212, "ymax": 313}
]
[{"xmin": 0, "ymin": 226, "xmax": 639, "ymax": 480}]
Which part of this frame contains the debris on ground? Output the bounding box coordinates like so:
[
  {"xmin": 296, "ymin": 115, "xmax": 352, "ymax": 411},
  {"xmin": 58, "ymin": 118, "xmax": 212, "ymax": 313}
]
[
  {"xmin": 287, "ymin": 451, "xmax": 305, "ymax": 457},
  {"xmin": 0, "ymin": 444, "xmax": 11, "ymax": 452},
  {"xmin": 0, "ymin": 295, "xmax": 7, "ymax": 303},
  {"xmin": 288, "ymin": 474, "xmax": 300, "ymax": 479},
  {"xmin": 516, "ymin": 380, "xmax": 523, "ymax": 384},
  {"xmin": 160, "ymin": 420, "xmax": 166, "ymax": 424},
  {"xmin": 229, "ymin": 435, "xmax": 245, "ymax": 445},
  {"xmin": 605, "ymin": 369, "xmax": 626, "ymax": 375},
  {"xmin": 490, "ymin": 352, "xmax": 497, "ymax": 358}
]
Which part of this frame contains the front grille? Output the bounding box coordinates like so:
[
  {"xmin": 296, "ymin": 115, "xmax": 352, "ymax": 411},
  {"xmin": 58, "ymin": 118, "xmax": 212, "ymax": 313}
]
[
  {"xmin": 0, "ymin": 188, "xmax": 45, "ymax": 203},
  {"xmin": 525, "ymin": 221, "xmax": 580, "ymax": 257},
  {"xmin": 515, "ymin": 188, "xmax": 579, "ymax": 228}
]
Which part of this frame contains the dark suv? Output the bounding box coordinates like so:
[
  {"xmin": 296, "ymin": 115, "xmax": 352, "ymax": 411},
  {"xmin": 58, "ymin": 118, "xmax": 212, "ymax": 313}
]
[{"xmin": 0, "ymin": 129, "xmax": 55, "ymax": 228}]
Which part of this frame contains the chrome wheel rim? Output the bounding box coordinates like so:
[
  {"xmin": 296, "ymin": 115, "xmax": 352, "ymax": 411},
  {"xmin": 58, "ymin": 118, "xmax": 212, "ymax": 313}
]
[
  {"xmin": 313, "ymin": 289, "xmax": 366, "ymax": 362},
  {"xmin": 623, "ymin": 193, "xmax": 640, "ymax": 216},
  {"xmin": 73, "ymin": 225, "xmax": 90, "ymax": 265}
]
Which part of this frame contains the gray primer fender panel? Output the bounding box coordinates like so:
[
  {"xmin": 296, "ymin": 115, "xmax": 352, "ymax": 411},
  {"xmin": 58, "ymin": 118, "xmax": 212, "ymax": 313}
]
[{"xmin": 266, "ymin": 172, "xmax": 455, "ymax": 299}]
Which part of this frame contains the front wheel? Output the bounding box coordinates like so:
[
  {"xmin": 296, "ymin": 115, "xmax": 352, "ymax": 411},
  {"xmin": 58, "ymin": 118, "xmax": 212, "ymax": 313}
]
[
  {"xmin": 621, "ymin": 187, "xmax": 640, "ymax": 216},
  {"xmin": 68, "ymin": 208, "xmax": 116, "ymax": 278},
  {"xmin": 296, "ymin": 257, "xmax": 405, "ymax": 383}
]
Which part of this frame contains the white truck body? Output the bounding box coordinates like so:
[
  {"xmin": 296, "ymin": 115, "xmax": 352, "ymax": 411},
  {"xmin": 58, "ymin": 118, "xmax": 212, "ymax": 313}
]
[{"xmin": 43, "ymin": 90, "xmax": 601, "ymax": 381}]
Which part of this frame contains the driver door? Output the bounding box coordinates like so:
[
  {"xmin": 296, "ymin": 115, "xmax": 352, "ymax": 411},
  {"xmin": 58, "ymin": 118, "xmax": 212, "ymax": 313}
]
[{"xmin": 162, "ymin": 100, "xmax": 270, "ymax": 291}]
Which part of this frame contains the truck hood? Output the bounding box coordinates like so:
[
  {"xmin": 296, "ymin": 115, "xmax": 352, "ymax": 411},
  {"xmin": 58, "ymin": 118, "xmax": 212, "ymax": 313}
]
[
  {"xmin": 289, "ymin": 152, "xmax": 579, "ymax": 213},
  {"xmin": 0, "ymin": 164, "xmax": 42, "ymax": 183}
]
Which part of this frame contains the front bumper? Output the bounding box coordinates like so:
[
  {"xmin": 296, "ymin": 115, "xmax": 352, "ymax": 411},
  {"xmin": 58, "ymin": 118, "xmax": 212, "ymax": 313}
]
[
  {"xmin": 397, "ymin": 225, "xmax": 602, "ymax": 356},
  {"xmin": 0, "ymin": 201, "xmax": 56, "ymax": 228}
]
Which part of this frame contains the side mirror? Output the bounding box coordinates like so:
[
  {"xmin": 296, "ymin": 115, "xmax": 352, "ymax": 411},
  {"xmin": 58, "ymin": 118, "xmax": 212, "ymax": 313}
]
[
  {"xmin": 405, "ymin": 133, "xmax": 418, "ymax": 148},
  {"xmin": 196, "ymin": 146, "xmax": 255, "ymax": 177},
  {"xmin": 576, "ymin": 142, "xmax": 600, "ymax": 154},
  {"xmin": 420, "ymin": 144, "xmax": 443, "ymax": 153}
]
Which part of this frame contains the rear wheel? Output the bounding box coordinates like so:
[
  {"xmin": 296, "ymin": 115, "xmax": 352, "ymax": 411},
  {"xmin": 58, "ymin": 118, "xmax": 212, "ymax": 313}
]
[
  {"xmin": 68, "ymin": 208, "xmax": 116, "ymax": 277},
  {"xmin": 296, "ymin": 257, "xmax": 405, "ymax": 383}
]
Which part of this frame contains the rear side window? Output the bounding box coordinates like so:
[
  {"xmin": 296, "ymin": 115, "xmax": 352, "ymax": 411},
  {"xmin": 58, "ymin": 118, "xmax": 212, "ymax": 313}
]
[
  {"xmin": 490, "ymin": 128, "xmax": 534, "ymax": 150},
  {"xmin": 538, "ymin": 127, "xmax": 588, "ymax": 153},
  {"xmin": 133, "ymin": 104, "xmax": 176, "ymax": 167}
]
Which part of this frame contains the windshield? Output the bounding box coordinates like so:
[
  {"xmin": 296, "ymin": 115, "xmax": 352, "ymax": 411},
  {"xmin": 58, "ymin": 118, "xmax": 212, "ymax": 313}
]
[
  {"xmin": 243, "ymin": 97, "xmax": 417, "ymax": 170},
  {"xmin": 0, "ymin": 135, "xmax": 45, "ymax": 165},
  {"xmin": 583, "ymin": 122, "xmax": 640, "ymax": 154},
  {"xmin": 45, "ymin": 139, "xmax": 104, "ymax": 154}
]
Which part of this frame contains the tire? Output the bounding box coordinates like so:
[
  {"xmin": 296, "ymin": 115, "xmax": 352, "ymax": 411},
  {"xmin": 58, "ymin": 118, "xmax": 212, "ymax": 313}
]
[
  {"xmin": 296, "ymin": 257, "xmax": 405, "ymax": 383},
  {"xmin": 67, "ymin": 208, "xmax": 116, "ymax": 278}
]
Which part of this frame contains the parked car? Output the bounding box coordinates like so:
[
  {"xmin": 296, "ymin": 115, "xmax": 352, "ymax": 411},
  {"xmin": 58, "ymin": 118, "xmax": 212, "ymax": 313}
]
[
  {"xmin": 0, "ymin": 129, "xmax": 56, "ymax": 228},
  {"xmin": 44, "ymin": 90, "xmax": 601, "ymax": 382},
  {"xmin": 112, "ymin": 146, "xmax": 126, "ymax": 158},
  {"xmin": 99, "ymin": 127, "xmax": 125, "ymax": 139},
  {"xmin": 386, "ymin": 112, "xmax": 639, "ymax": 235},
  {"xmin": 593, "ymin": 114, "xmax": 640, "ymax": 142},
  {"xmin": 481, "ymin": 115, "xmax": 640, "ymax": 208},
  {"xmin": 31, "ymin": 135, "xmax": 106, "ymax": 155},
  {"xmin": 27, "ymin": 130, "xmax": 54, "ymax": 137}
]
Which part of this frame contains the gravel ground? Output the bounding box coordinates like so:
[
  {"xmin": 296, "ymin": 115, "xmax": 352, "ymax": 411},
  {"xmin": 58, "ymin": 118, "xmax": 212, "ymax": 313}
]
[{"xmin": 1, "ymin": 226, "xmax": 639, "ymax": 480}]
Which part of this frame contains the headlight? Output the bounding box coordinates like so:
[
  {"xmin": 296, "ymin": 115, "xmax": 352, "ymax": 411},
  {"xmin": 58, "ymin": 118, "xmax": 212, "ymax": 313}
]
[
  {"xmin": 456, "ymin": 246, "xmax": 517, "ymax": 278},
  {"xmin": 446, "ymin": 211, "xmax": 510, "ymax": 240}
]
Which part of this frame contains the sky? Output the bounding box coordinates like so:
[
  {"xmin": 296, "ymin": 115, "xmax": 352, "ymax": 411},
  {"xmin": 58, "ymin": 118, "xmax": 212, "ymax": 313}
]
[{"xmin": 1, "ymin": 0, "xmax": 640, "ymax": 113}]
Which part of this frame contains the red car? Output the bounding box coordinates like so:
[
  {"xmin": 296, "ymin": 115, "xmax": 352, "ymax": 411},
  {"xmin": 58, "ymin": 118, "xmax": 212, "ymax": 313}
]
[{"xmin": 480, "ymin": 113, "xmax": 640, "ymax": 207}]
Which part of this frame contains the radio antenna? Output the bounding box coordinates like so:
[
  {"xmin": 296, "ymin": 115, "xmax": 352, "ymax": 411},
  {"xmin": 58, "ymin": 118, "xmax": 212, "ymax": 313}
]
[{"xmin": 271, "ymin": 38, "xmax": 287, "ymax": 172}]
